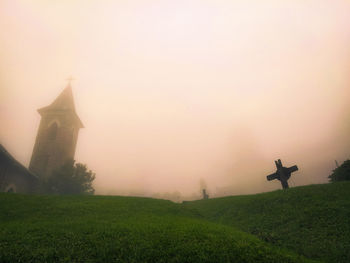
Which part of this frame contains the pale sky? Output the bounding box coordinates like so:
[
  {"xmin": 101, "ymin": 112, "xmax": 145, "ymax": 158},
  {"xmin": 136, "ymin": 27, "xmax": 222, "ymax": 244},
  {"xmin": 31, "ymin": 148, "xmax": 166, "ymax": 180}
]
[{"xmin": 1, "ymin": 0, "xmax": 350, "ymax": 199}]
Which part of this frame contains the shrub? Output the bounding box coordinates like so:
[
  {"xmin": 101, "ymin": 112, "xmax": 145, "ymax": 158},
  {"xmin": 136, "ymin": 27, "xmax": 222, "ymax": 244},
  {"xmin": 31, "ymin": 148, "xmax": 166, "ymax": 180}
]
[
  {"xmin": 45, "ymin": 160, "xmax": 95, "ymax": 194},
  {"xmin": 328, "ymin": 160, "xmax": 350, "ymax": 182}
]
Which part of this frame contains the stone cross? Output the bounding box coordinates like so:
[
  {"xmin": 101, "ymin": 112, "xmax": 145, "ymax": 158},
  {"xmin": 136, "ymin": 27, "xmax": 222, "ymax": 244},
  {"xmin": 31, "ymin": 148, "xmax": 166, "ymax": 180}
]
[{"xmin": 266, "ymin": 159, "xmax": 298, "ymax": 189}]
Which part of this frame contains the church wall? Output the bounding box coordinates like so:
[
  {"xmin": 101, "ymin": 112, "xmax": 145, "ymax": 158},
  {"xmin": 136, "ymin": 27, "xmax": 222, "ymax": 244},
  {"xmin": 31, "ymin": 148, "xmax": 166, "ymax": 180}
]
[
  {"xmin": 29, "ymin": 112, "xmax": 81, "ymax": 179},
  {"xmin": 0, "ymin": 153, "xmax": 38, "ymax": 194}
]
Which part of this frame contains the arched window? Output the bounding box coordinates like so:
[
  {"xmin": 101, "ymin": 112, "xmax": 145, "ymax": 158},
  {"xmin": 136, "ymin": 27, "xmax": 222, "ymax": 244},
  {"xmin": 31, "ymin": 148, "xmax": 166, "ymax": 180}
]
[{"xmin": 48, "ymin": 122, "xmax": 58, "ymax": 141}]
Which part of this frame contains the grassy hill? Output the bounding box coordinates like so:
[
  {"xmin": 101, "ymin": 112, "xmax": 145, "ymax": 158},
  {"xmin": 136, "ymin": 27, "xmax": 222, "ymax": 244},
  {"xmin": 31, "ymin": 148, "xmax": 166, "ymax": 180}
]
[
  {"xmin": 1, "ymin": 182, "xmax": 349, "ymax": 262},
  {"xmin": 184, "ymin": 182, "xmax": 350, "ymax": 263}
]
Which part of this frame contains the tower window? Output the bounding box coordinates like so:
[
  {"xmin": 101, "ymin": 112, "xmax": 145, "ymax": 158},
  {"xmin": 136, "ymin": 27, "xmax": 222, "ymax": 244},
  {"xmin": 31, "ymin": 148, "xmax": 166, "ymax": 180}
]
[{"xmin": 48, "ymin": 122, "xmax": 58, "ymax": 141}]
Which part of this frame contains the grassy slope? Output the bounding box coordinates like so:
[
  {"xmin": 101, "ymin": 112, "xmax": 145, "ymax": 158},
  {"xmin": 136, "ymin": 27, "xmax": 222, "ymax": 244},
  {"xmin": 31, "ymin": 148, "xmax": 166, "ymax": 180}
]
[
  {"xmin": 0, "ymin": 194, "xmax": 313, "ymax": 263},
  {"xmin": 184, "ymin": 182, "xmax": 350, "ymax": 263}
]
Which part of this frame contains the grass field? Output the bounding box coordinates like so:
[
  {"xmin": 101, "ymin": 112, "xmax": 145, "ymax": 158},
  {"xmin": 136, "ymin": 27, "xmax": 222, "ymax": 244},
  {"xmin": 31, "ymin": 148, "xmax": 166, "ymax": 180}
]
[
  {"xmin": 1, "ymin": 182, "xmax": 349, "ymax": 262},
  {"xmin": 184, "ymin": 182, "xmax": 350, "ymax": 263}
]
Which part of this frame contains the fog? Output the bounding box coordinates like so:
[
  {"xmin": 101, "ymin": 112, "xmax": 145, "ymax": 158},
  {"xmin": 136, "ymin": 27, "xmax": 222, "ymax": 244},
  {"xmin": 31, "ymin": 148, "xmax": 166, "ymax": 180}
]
[{"xmin": 1, "ymin": 0, "xmax": 350, "ymax": 201}]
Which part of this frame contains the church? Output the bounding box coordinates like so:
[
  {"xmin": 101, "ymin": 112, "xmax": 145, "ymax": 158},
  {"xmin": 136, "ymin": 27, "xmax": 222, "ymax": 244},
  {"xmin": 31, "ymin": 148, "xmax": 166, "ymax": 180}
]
[{"xmin": 0, "ymin": 83, "xmax": 83, "ymax": 193}]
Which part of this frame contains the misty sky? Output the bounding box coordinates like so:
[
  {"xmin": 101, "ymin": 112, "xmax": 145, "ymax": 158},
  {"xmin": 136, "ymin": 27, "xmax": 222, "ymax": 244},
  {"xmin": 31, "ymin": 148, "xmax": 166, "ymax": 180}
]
[{"xmin": 1, "ymin": 0, "xmax": 350, "ymax": 198}]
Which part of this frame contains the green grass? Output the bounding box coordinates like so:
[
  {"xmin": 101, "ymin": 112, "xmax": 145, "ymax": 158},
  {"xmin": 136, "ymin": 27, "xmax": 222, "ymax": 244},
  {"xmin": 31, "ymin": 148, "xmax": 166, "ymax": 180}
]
[
  {"xmin": 1, "ymin": 182, "xmax": 350, "ymax": 262},
  {"xmin": 184, "ymin": 182, "xmax": 350, "ymax": 263}
]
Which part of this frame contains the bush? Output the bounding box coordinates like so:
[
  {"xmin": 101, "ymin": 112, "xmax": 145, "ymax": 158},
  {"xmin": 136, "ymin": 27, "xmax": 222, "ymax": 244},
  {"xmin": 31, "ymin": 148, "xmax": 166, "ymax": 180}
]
[
  {"xmin": 45, "ymin": 160, "xmax": 95, "ymax": 194},
  {"xmin": 328, "ymin": 160, "xmax": 350, "ymax": 182}
]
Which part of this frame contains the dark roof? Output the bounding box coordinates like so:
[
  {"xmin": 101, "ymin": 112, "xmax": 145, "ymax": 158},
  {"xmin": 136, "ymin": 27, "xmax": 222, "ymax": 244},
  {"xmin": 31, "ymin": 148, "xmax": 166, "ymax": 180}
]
[
  {"xmin": 0, "ymin": 144, "xmax": 38, "ymax": 180},
  {"xmin": 38, "ymin": 85, "xmax": 84, "ymax": 128}
]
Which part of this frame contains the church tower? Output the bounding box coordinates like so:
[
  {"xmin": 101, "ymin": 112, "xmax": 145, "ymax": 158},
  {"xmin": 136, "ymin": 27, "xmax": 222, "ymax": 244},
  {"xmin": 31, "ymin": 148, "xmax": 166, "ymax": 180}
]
[{"xmin": 29, "ymin": 83, "xmax": 84, "ymax": 179}]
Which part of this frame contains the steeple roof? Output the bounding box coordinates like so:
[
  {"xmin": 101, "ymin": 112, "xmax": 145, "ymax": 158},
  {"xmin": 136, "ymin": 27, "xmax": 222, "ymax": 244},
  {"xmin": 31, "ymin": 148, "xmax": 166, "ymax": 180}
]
[{"xmin": 38, "ymin": 84, "xmax": 84, "ymax": 128}]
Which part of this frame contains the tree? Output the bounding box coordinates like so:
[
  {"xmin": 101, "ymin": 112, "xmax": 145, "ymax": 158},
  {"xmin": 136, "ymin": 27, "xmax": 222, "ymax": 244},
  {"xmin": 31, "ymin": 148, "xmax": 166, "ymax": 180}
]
[
  {"xmin": 328, "ymin": 160, "xmax": 350, "ymax": 182},
  {"xmin": 46, "ymin": 160, "xmax": 95, "ymax": 194}
]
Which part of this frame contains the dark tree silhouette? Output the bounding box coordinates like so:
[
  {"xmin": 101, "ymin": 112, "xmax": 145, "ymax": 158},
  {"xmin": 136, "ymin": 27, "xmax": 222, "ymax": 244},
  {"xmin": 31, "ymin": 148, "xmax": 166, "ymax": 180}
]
[
  {"xmin": 328, "ymin": 160, "xmax": 350, "ymax": 182},
  {"xmin": 46, "ymin": 160, "xmax": 95, "ymax": 194}
]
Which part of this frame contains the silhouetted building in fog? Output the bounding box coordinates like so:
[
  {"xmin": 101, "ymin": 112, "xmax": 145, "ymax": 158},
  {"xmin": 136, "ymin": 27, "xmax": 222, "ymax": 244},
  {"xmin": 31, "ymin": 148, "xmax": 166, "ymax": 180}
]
[
  {"xmin": 29, "ymin": 84, "xmax": 84, "ymax": 180},
  {"xmin": 0, "ymin": 83, "xmax": 83, "ymax": 193}
]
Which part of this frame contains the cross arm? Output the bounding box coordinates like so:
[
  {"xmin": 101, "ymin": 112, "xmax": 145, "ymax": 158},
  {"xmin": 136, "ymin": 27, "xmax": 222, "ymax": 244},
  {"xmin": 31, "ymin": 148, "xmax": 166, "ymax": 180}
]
[
  {"xmin": 267, "ymin": 172, "xmax": 279, "ymax": 181},
  {"xmin": 287, "ymin": 165, "xmax": 298, "ymax": 173}
]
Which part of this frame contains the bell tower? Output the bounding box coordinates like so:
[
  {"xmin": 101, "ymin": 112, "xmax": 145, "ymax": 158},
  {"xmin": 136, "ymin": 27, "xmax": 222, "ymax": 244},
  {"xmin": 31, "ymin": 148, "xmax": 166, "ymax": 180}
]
[{"xmin": 29, "ymin": 83, "xmax": 84, "ymax": 179}]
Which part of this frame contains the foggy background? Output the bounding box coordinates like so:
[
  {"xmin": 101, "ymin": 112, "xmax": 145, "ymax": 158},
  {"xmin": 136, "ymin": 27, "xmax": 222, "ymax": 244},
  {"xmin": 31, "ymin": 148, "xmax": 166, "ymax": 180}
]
[{"xmin": 1, "ymin": 0, "xmax": 350, "ymax": 201}]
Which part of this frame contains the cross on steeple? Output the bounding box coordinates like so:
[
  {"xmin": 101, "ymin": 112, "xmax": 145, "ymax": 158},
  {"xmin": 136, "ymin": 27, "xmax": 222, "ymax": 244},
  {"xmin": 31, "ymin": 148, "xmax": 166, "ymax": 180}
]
[{"xmin": 66, "ymin": 76, "xmax": 74, "ymax": 86}]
